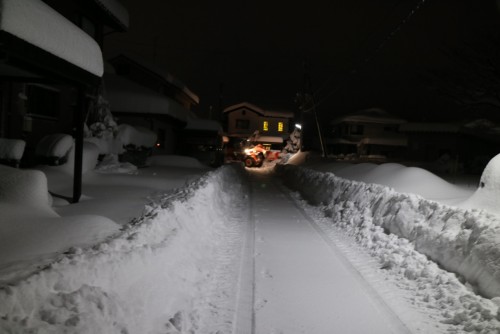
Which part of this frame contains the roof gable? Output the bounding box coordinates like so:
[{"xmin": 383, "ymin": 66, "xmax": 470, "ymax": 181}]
[{"xmin": 224, "ymin": 102, "xmax": 294, "ymax": 118}]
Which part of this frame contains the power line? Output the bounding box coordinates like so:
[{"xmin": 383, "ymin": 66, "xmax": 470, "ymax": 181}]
[
  {"xmin": 304, "ymin": 0, "xmax": 429, "ymax": 113},
  {"xmin": 311, "ymin": 0, "xmax": 407, "ymax": 99}
]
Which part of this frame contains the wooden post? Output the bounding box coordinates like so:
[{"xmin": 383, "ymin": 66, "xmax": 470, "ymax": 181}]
[{"xmin": 73, "ymin": 85, "xmax": 85, "ymax": 203}]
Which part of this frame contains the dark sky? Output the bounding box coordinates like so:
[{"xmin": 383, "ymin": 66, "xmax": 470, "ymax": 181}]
[{"xmin": 105, "ymin": 0, "xmax": 500, "ymax": 122}]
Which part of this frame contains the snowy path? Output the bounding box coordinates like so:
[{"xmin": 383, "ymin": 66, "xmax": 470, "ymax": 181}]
[{"xmin": 238, "ymin": 169, "xmax": 411, "ymax": 334}]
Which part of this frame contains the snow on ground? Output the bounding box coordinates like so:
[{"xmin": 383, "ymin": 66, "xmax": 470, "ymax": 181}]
[
  {"xmin": 1, "ymin": 149, "xmax": 500, "ymax": 333},
  {"xmin": 0, "ymin": 138, "xmax": 25, "ymax": 161},
  {"xmin": 0, "ymin": 158, "xmax": 247, "ymax": 333},
  {"xmin": 277, "ymin": 154, "xmax": 500, "ymax": 333}
]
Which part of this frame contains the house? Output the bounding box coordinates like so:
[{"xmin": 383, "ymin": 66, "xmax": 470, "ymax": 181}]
[
  {"xmin": 223, "ymin": 102, "xmax": 294, "ymax": 139},
  {"xmin": 327, "ymin": 108, "xmax": 408, "ymax": 160},
  {"xmin": 0, "ymin": 0, "xmax": 128, "ymax": 202},
  {"xmin": 107, "ymin": 54, "xmax": 199, "ymax": 111},
  {"xmin": 105, "ymin": 54, "xmax": 199, "ymax": 155},
  {"xmin": 400, "ymin": 119, "xmax": 500, "ymax": 174}
]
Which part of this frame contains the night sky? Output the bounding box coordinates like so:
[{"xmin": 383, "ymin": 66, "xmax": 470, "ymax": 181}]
[{"xmin": 105, "ymin": 0, "xmax": 500, "ymax": 122}]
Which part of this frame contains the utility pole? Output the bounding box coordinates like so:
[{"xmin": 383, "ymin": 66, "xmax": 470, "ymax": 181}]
[
  {"xmin": 297, "ymin": 60, "xmax": 327, "ymax": 157},
  {"xmin": 218, "ymin": 82, "xmax": 224, "ymax": 122}
]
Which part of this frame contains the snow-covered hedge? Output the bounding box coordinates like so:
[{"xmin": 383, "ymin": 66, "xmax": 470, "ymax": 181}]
[
  {"xmin": 0, "ymin": 165, "xmax": 246, "ymax": 333},
  {"xmin": 276, "ymin": 164, "xmax": 500, "ymax": 299}
]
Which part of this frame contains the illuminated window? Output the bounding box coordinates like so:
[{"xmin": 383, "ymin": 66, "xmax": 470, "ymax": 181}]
[
  {"xmin": 263, "ymin": 121, "xmax": 269, "ymax": 131},
  {"xmin": 278, "ymin": 122, "xmax": 284, "ymax": 132}
]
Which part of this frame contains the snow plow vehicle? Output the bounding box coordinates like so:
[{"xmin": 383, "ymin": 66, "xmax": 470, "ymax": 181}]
[
  {"xmin": 243, "ymin": 144, "xmax": 267, "ymax": 167},
  {"xmin": 239, "ymin": 135, "xmax": 284, "ymax": 167}
]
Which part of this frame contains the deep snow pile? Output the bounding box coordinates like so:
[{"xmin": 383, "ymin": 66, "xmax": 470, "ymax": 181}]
[
  {"xmin": 0, "ymin": 165, "xmax": 247, "ymax": 333},
  {"xmin": 276, "ymin": 164, "xmax": 500, "ymax": 332},
  {"xmin": 461, "ymin": 154, "xmax": 500, "ymax": 215},
  {"xmin": 303, "ymin": 161, "xmax": 473, "ymax": 204},
  {"xmin": 0, "ymin": 165, "xmax": 118, "ymax": 284}
]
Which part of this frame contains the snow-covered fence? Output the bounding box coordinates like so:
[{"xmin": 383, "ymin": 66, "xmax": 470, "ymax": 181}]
[{"xmin": 276, "ymin": 164, "xmax": 500, "ymax": 299}]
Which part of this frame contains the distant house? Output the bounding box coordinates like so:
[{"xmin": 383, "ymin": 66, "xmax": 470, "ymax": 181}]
[
  {"xmin": 328, "ymin": 108, "xmax": 408, "ymax": 160},
  {"xmin": 0, "ymin": 0, "xmax": 128, "ymax": 202},
  {"xmin": 400, "ymin": 119, "xmax": 500, "ymax": 174},
  {"xmin": 223, "ymin": 102, "xmax": 294, "ymax": 139}
]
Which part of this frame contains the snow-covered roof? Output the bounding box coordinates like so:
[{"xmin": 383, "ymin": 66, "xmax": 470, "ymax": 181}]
[
  {"xmin": 0, "ymin": 0, "xmax": 103, "ymax": 77},
  {"xmin": 108, "ymin": 54, "xmax": 199, "ymax": 105},
  {"xmin": 331, "ymin": 108, "xmax": 406, "ymax": 125},
  {"xmin": 399, "ymin": 123, "xmax": 461, "ymax": 133},
  {"xmin": 93, "ymin": 0, "xmax": 129, "ymax": 30},
  {"xmin": 104, "ymin": 74, "xmax": 187, "ymax": 123},
  {"xmin": 223, "ymin": 102, "xmax": 264, "ymax": 114},
  {"xmin": 263, "ymin": 109, "xmax": 294, "ymax": 118},
  {"xmin": 223, "ymin": 102, "xmax": 294, "ymax": 118}
]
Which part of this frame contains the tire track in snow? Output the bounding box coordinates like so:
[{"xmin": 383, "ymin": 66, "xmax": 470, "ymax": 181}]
[
  {"xmin": 273, "ymin": 179, "xmax": 413, "ymax": 334},
  {"xmin": 245, "ymin": 168, "xmax": 410, "ymax": 333},
  {"xmin": 232, "ymin": 169, "xmax": 256, "ymax": 334}
]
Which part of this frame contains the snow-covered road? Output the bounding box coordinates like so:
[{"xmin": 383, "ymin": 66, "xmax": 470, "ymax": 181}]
[
  {"xmin": 237, "ymin": 169, "xmax": 410, "ymax": 333},
  {"xmin": 2, "ymin": 159, "xmax": 499, "ymax": 333}
]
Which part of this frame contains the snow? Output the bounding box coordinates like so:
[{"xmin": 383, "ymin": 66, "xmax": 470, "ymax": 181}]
[
  {"xmin": 223, "ymin": 101, "xmax": 294, "ymax": 118},
  {"xmin": 1, "ymin": 147, "xmax": 500, "ymax": 332},
  {"xmin": 35, "ymin": 134, "xmax": 73, "ymax": 160},
  {"xmin": 115, "ymin": 124, "xmax": 157, "ymax": 148},
  {"xmin": 147, "ymin": 155, "xmax": 208, "ymax": 169},
  {"xmin": 106, "ymin": 55, "xmax": 200, "ymax": 105},
  {"xmin": 460, "ymin": 153, "xmax": 500, "ymax": 215},
  {"xmin": 306, "ymin": 161, "xmax": 473, "ymax": 204},
  {"xmin": 104, "ymin": 73, "xmax": 188, "ymax": 122},
  {"xmin": 0, "ymin": 0, "xmax": 103, "ymax": 77},
  {"xmin": 0, "ymin": 138, "xmax": 25, "ymax": 160}
]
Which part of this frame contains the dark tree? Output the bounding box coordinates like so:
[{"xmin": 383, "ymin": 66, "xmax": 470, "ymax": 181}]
[{"xmin": 427, "ymin": 32, "xmax": 500, "ymax": 119}]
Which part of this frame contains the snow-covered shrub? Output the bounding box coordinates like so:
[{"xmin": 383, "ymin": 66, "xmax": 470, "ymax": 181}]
[
  {"xmin": 35, "ymin": 134, "xmax": 73, "ymax": 165},
  {"xmin": 0, "ymin": 164, "xmax": 52, "ymax": 208},
  {"xmin": 85, "ymin": 87, "xmax": 122, "ymax": 156},
  {"xmin": 116, "ymin": 124, "xmax": 157, "ymax": 148},
  {"xmin": 282, "ymin": 127, "xmax": 301, "ymax": 154},
  {"xmin": 0, "ymin": 138, "xmax": 25, "ymax": 161},
  {"xmin": 116, "ymin": 124, "xmax": 157, "ymax": 167},
  {"xmin": 86, "ymin": 88, "xmax": 117, "ymax": 137},
  {"xmin": 58, "ymin": 141, "xmax": 100, "ymax": 175}
]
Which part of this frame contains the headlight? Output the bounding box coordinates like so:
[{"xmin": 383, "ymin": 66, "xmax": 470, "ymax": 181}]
[{"xmin": 244, "ymin": 148, "xmax": 252, "ymax": 155}]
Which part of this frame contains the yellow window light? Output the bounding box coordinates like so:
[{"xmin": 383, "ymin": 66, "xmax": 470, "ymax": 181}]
[
  {"xmin": 263, "ymin": 121, "xmax": 269, "ymax": 131},
  {"xmin": 278, "ymin": 122, "xmax": 284, "ymax": 132}
]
